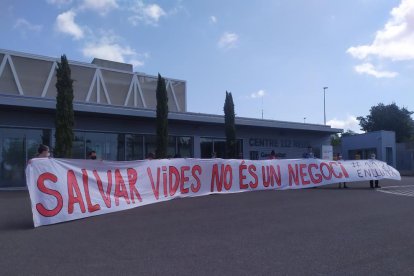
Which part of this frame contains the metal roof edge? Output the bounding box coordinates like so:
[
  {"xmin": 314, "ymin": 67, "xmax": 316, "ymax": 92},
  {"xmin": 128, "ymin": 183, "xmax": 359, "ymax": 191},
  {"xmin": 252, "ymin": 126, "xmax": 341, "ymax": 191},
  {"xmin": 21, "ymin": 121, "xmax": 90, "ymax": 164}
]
[{"xmin": 0, "ymin": 94, "xmax": 342, "ymax": 133}]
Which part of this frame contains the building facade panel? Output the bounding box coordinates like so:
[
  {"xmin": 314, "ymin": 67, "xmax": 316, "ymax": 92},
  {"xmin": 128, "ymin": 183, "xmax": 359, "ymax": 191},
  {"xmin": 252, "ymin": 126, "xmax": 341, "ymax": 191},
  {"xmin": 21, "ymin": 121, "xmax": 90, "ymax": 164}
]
[{"xmin": 341, "ymin": 130, "xmax": 396, "ymax": 166}]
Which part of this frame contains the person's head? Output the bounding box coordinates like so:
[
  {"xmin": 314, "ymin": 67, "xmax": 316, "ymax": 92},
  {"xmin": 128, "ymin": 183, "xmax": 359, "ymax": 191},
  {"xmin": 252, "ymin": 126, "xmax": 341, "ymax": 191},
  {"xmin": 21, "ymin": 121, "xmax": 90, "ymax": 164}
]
[
  {"xmin": 37, "ymin": 144, "xmax": 50, "ymax": 158},
  {"xmin": 370, "ymin": 153, "xmax": 376, "ymax": 159},
  {"xmin": 88, "ymin": 151, "xmax": 97, "ymax": 160},
  {"xmin": 271, "ymin": 150, "xmax": 276, "ymax": 156},
  {"xmin": 146, "ymin": 152, "xmax": 155, "ymax": 160}
]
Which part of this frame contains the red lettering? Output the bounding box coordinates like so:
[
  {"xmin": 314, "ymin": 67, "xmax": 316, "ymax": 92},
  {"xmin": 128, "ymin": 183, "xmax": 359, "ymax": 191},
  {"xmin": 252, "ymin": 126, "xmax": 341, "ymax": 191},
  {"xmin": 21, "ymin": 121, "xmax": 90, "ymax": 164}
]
[
  {"xmin": 338, "ymin": 162, "xmax": 350, "ymax": 178},
  {"xmin": 147, "ymin": 167, "xmax": 160, "ymax": 200},
  {"xmin": 67, "ymin": 170, "xmax": 86, "ymax": 214},
  {"xmin": 262, "ymin": 166, "xmax": 271, "ymax": 187},
  {"xmin": 320, "ymin": 162, "xmax": 333, "ymax": 180},
  {"xmin": 224, "ymin": 165, "xmax": 232, "ymax": 190},
  {"xmin": 169, "ymin": 166, "xmax": 180, "ymax": 196},
  {"xmin": 93, "ymin": 170, "xmax": 112, "ymax": 208},
  {"xmin": 269, "ymin": 165, "xmax": 281, "ymax": 187},
  {"xmin": 329, "ymin": 162, "xmax": 343, "ymax": 178},
  {"xmin": 162, "ymin": 166, "xmax": 168, "ymax": 197},
  {"xmin": 191, "ymin": 165, "xmax": 201, "ymax": 193},
  {"xmin": 114, "ymin": 169, "xmax": 130, "ymax": 206},
  {"xmin": 127, "ymin": 168, "xmax": 142, "ymax": 203},
  {"xmin": 35, "ymin": 172, "xmax": 63, "ymax": 217},
  {"xmin": 299, "ymin": 164, "xmax": 310, "ymax": 185},
  {"xmin": 288, "ymin": 164, "xmax": 299, "ymax": 186},
  {"xmin": 248, "ymin": 165, "xmax": 258, "ymax": 188},
  {"xmin": 308, "ymin": 164, "xmax": 322, "ymax": 184},
  {"xmin": 82, "ymin": 169, "xmax": 101, "ymax": 213},
  {"xmin": 239, "ymin": 162, "xmax": 248, "ymax": 189},
  {"xmin": 211, "ymin": 164, "xmax": 223, "ymax": 192},
  {"xmin": 180, "ymin": 166, "xmax": 190, "ymax": 194}
]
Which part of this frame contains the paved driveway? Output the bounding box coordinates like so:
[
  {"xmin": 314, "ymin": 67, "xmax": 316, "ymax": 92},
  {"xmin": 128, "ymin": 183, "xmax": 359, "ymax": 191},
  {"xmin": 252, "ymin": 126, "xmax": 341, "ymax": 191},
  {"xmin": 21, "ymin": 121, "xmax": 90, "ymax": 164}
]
[{"xmin": 1, "ymin": 177, "xmax": 413, "ymax": 275}]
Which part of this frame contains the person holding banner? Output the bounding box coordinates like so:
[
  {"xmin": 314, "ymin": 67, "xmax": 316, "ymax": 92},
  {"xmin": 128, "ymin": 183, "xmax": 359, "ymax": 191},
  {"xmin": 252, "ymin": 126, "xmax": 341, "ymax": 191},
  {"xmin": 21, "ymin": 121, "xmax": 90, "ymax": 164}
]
[
  {"xmin": 27, "ymin": 144, "xmax": 51, "ymax": 165},
  {"xmin": 36, "ymin": 144, "xmax": 51, "ymax": 158},
  {"xmin": 303, "ymin": 146, "xmax": 315, "ymax": 159},
  {"xmin": 369, "ymin": 153, "xmax": 380, "ymax": 188},
  {"xmin": 337, "ymin": 154, "xmax": 348, "ymax": 189},
  {"xmin": 88, "ymin": 151, "xmax": 97, "ymax": 160}
]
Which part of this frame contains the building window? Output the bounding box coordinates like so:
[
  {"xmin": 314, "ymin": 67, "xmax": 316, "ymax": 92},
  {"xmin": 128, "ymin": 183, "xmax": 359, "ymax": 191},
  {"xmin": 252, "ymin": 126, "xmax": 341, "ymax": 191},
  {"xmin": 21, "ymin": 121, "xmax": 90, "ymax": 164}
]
[
  {"xmin": 85, "ymin": 132, "xmax": 120, "ymax": 161},
  {"xmin": 125, "ymin": 134, "xmax": 143, "ymax": 161},
  {"xmin": 177, "ymin": 136, "xmax": 193, "ymax": 158},
  {"xmin": 72, "ymin": 132, "xmax": 85, "ymax": 159},
  {"xmin": 200, "ymin": 137, "xmax": 242, "ymax": 158},
  {"xmin": 0, "ymin": 127, "xmax": 51, "ymax": 188},
  {"xmin": 144, "ymin": 135, "xmax": 157, "ymax": 158}
]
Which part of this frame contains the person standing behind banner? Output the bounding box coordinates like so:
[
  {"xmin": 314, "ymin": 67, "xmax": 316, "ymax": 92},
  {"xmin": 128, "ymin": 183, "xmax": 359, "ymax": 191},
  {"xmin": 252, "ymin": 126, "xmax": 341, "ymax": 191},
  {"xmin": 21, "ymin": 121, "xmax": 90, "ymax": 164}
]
[
  {"xmin": 28, "ymin": 144, "xmax": 50, "ymax": 165},
  {"xmin": 88, "ymin": 150, "xmax": 97, "ymax": 160},
  {"xmin": 146, "ymin": 152, "xmax": 155, "ymax": 160},
  {"xmin": 303, "ymin": 146, "xmax": 314, "ymax": 159},
  {"xmin": 337, "ymin": 154, "xmax": 348, "ymax": 189},
  {"xmin": 269, "ymin": 150, "xmax": 277, "ymax": 159},
  {"xmin": 36, "ymin": 144, "xmax": 51, "ymax": 158},
  {"xmin": 369, "ymin": 153, "xmax": 380, "ymax": 188}
]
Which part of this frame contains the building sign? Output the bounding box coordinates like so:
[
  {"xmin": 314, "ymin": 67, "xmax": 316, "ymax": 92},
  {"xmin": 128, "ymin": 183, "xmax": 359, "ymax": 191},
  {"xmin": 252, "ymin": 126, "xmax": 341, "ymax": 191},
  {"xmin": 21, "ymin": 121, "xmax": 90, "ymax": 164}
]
[
  {"xmin": 249, "ymin": 138, "xmax": 310, "ymax": 148},
  {"xmin": 322, "ymin": 145, "xmax": 333, "ymax": 160},
  {"xmin": 26, "ymin": 158, "xmax": 400, "ymax": 227}
]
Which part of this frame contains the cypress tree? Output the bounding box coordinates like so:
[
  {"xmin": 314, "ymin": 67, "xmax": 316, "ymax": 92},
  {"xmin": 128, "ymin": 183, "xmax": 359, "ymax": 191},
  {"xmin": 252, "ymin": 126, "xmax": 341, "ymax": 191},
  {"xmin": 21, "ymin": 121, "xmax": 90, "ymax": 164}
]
[
  {"xmin": 224, "ymin": 91, "xmax": 237, "ymax": 159},
  {"xmin": 54, "ymin": 55, "xmax": 74, "ymax": 158},
  {"xmin": 155, "ymin": 73, "xmax": 168, "ymax": 158}
]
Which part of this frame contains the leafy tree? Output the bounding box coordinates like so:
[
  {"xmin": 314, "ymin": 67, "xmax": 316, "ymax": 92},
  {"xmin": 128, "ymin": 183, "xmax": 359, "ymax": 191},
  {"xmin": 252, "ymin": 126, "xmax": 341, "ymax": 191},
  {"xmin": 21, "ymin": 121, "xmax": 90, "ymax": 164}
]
[
  {"xmin": 330, "ymin": 133, "xmax": 341, "ymax": 146},
  {"xmin": 224, "ymin": 91, "xmax": 237, "ymax": 158},
  {"xmin": 357, "ymin": 103, "xmax": 414, "ymax": 142},
  {"xmin": 341, "ymin": 129, "xmax": 357, "ymax": 137},
  {"xmin": 155, "ymin": 73, "xmax": 168, "ymax": 159},
  {"xmin": 331, "ymin": 130, "xmax": 357, "ymax": 146},
  {"xmin": 54, "ymin": 55, "xmax": 74, "ymax": 158}
]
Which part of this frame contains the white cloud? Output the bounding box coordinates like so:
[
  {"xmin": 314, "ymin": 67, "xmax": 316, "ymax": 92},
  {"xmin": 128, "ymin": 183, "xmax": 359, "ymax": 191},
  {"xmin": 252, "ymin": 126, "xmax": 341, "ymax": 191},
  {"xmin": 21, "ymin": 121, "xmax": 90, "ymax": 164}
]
[
  {"xmin": 46, "ymin": 0, "xmax": 73, "ymax": 6},
  {"xmin": 218, "ymin": 32, "xmax": 239, "ymax": 49},
  {"xmin": 14, "ymin": 18, "xmax": 43, "ymax": 33},
  {"xmin": 347, "ymin": 0, "xmax": 414, "ymax": 61},
  {"xmin": 250, "ymin": 89, "xmax": 266, "ymax": 99},
  {"xmin": 80, "ymin": 0, "xmax": 119, "ymax": 15},
  {"xmin": 354, "ymin": 63, "xmax": 398, "ymax": 78},
  {"xmin": 55, "ymin": 10, "xmax": 84, "ymax": 39},
  {"xmin": 128, "ymin": 0, "xmax": 166, "ymax": 26},
  {"xmin": 327, "ymin": 115, "xmax": 362, "ymax": 133},
  {"xmin": 83, "ymin": 43, "xmax": 135, "ymax": 63},
  {"xmin": 82, "ymin": 33, "xmax": 145, "ymax": 68},
  {"xmin": 210, "ymin": 15, "xmax": 217, "ymax": 23},
  {"xmin": 129, "ymin": 59, "xmax": 145, "ymax": 68}
]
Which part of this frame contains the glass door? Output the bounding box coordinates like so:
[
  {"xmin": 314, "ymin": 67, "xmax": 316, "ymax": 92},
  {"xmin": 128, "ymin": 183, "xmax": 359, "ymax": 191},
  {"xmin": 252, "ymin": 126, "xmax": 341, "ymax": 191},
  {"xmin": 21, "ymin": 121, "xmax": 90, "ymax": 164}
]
[{"xmin": 0, "ymin": 133, "xmax": 25, "ymax": 187}]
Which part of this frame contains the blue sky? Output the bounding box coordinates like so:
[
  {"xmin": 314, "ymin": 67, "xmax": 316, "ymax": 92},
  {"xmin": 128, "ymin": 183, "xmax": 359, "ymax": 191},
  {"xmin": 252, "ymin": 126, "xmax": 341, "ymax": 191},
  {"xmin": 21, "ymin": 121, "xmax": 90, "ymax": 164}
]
[{"xmin": 1, "ymin": 0, "xmax": 413, "ymax": 132}]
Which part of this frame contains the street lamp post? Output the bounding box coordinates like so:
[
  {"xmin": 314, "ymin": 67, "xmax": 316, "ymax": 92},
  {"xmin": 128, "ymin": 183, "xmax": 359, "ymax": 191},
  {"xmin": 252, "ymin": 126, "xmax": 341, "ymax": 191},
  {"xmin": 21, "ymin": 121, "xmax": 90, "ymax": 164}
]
[{"xmin": 323, "ymin": 87, "xmax": 328, "ymax": 125}]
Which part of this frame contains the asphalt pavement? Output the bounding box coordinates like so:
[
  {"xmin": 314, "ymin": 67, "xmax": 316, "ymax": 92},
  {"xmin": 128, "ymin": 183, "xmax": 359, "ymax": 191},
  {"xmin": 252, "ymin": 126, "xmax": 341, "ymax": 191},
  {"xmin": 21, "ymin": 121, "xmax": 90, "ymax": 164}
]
[{"xmin": 1, "ymin": 177, "xmax": 413, "ymax": 275}]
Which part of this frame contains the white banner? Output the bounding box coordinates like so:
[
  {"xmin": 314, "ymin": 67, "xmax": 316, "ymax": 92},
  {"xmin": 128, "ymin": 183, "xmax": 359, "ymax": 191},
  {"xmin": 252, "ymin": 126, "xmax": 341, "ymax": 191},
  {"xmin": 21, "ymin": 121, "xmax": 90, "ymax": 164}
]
[{"xmin": 26, "ymin": 158, "xmax": 400, "ymax": 227}]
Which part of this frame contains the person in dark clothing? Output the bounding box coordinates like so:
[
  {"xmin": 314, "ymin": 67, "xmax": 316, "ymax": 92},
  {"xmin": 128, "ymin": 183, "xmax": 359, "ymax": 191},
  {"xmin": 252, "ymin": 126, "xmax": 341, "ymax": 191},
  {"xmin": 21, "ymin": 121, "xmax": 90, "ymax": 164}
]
[
  {"xmin": 369, "ymin": 153, "xmax": 380, "ymax": 188},
  {"xmin": 88, "ymin": 150, "xmax": 97, "ymax": 160},
  {"xmin": 337, "ymin": 154, "xmax": 348, "ymax": 188}
]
